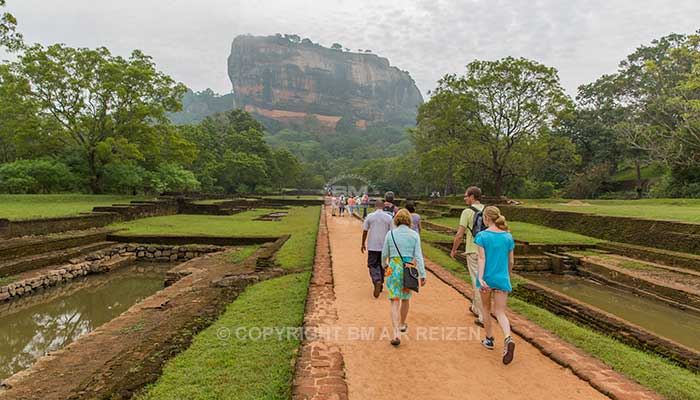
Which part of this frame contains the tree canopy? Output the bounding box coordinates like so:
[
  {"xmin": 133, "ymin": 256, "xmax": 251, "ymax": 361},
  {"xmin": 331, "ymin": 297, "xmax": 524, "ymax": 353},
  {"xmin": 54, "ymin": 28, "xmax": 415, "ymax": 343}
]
[{"xmin": 411, "ymin": 57, "xmax": 574, "ymax": 196}]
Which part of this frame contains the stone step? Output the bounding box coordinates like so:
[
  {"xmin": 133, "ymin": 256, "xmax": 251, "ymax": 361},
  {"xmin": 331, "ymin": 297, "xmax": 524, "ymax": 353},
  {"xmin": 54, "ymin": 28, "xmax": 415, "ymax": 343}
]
[
  {"xmin": 0, "ymin": 241, "xmax": 116, "ymax": 278},
  {"xmin": 597, "ymin": 241, "xmax": 700, "ymax": 273}
]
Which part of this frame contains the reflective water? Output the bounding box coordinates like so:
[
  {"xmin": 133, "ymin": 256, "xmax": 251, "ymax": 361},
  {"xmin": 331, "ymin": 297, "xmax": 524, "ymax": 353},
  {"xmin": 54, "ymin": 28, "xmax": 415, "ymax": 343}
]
[
  {"xmin": 525, "ymin": 274, "xmax": 700, "ymax": 351},
  {"xmin": 0, "ymin": 263, "xmax": 170, "ymax": 381}
]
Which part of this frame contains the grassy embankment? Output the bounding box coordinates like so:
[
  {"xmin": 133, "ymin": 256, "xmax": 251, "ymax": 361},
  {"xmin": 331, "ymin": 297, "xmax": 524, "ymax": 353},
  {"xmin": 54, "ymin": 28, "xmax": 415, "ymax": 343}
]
[
  {"xmin": 110, "ymin": 206, "xmax": 321, "ymax": 270},
  {"xmin": 0, "ymin": 194, "xmax": 153, "ymax": 220},
  {"xmin": 136, "ymin": 272, "xmax": 311, "ymax": 400},
  {"xmin": 517, "ymin": 198, "xmax": 700, "ymax": 224},
  {"xmin": 423, "ymin": 242, "xmax": 700, "ymax": 399},
  {"xmin": 427, "ymin": 217, "xmax": 602, "ymax": 245},
  {"xmin": 133, "ymin": 206, "xmax": 321, "ymax": 398},
  {"xmin": 436, "ymin": 196, "xmax": 700, "ymax": 224}
]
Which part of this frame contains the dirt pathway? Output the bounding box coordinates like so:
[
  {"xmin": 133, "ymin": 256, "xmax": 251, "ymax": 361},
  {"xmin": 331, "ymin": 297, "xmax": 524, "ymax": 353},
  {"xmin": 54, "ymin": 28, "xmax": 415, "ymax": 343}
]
[{"xmin": 326, "ymin": 211, "xmax": 607, "ymax": 400}]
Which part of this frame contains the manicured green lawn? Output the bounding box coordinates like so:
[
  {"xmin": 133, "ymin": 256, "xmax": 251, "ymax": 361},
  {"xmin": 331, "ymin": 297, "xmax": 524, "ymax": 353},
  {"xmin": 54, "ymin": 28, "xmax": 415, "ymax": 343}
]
[
  {"xmin": 518, "ymin": 198, "xmax": 700, "ymax": 223},
  {"xmin": 0, "ymin": 194, "xmax": 153, "ymax": 220},
  {"xmin": 427, "ymin": 217, "xmax": 602, "ymax": 245},
  {"xmin": 423, "ymin": 243, "xmax": 470, "ymax": 282},
  {"xmin": 420, "ymin": 229, "xmax": 454, "ymax": 243},
  {"xmin": 136, "ymin": 272, "xmax": 310, "ymax": 400},
  {"xmin": 228, "ymin": 245, "xmax": 261, "ymax": 264},
  {"xmin": 110, "ymin": 207, "xmax": 321, "ymax": 270}
]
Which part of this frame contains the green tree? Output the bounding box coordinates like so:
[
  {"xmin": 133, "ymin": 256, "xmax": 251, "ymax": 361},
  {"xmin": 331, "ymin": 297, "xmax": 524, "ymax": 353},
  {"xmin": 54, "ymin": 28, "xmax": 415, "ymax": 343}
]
[
  {"xmin": 331, "ymin": 43, "xmax": 343, "ymax": 51},
  {"xmin": 0, "ymin": 0, "xmax": 22, "ymax": 51},
  {"xmin": 217, "ymin": 151, "xmax": 268, "ymax": 192},
  {"xmin": 410, "ymin": 87, "xmax": 474, "ymax": 195},
  {"xmin": 186, "ymin": 109, "xmax": 288, "ymax": 193},
  {"xmin": 0, "ymin": 64, "xmax": 45, "ymax": 162},
  {"xmin": 565, "ymin": 74, "xmax": 626, "ymax": 170},
  {"xmin": 16, "ymin": 44, "xmax": 188, "ymax": 192},
  {"xmin": 413, "ymin": 57, "xmax": 572, "ymax": 196},
  {"xmin": 270, "ymin": 148, "xmax": 301, "ymax": 191}
]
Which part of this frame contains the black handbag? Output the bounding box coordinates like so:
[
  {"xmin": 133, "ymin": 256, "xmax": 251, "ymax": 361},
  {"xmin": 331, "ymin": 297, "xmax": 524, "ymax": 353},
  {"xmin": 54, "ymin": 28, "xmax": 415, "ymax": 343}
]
[{"xmin": 390, "ymin": 230, "xmax": 420, "ymax": 292}]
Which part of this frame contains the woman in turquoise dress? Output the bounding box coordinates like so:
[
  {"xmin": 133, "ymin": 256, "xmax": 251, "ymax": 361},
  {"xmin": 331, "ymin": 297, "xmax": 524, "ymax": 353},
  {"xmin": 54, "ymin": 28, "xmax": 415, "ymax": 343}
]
[
  {"xmin": 381, "ymin": 209, "xmax": 426, "ymax": 346},
  {"xmin": 475, "ymin": 206, "xmax": 516, "ymax": 364}
]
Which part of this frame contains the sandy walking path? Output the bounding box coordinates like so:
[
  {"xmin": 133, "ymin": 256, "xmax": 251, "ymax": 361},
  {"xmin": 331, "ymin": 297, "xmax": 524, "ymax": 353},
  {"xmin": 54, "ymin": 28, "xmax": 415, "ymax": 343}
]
[{"xmin": 326, "ymin": 211, "xmax": 607, "ymax": 400}]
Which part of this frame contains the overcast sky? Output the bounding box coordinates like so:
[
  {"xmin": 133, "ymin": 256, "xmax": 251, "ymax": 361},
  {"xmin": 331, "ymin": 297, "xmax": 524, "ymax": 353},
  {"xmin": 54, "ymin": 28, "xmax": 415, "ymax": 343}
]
[{"xmin": 4, "ymin": 0, "xmax": 699, "ymax": 98}]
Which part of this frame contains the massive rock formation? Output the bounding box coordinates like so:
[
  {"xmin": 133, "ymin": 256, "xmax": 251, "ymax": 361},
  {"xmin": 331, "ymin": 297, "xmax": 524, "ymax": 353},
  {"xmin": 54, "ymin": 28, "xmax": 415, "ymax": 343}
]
[{"xmin": 228, "ymin": 35, "xmax": 423, "ymax": 131}]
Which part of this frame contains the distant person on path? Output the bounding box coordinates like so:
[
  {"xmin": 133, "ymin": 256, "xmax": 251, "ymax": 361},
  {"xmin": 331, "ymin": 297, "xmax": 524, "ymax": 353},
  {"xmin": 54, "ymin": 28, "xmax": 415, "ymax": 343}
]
[
  {"xmin": 450, "ymin": 186, "xmax": 486, "ymax": 327},
  {"xmin": 361, "ymin": 199, "xmax": 394, "ymax": 298},
  {"xmin": 475, "ymin": 206, "xmax": 516, "ymax": 365},
  {"xmin": 405, "ymin": 201, "xmax": 422, "ymax": 234},
  {"xmin": 383, "ymin": 191, "xmax": 397, "ymax": 216},
  {"xmin": 381, "ymin": 209, "xmax": 426, "ymax": 346},
  {"xmin": 338, "ymin": 195, "xmax": 346, "ymax": 216},
  {"xmin": 348, "ymin": 196, "xmax": 356, "ymax": 216},
  {"xmin": 331, "ymin": 195, "xmax": 338, "ymax": 216},
  {"xmin": 361, "ymin": 193, "xmax": 370, "ymax": 218}
]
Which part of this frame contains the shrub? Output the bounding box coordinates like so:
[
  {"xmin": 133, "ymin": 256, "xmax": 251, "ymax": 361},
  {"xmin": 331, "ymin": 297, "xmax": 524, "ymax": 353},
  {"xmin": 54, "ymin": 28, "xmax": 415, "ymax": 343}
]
[
  {"xmin": 562, "ymin": 164, "xmax": 611, "ymax": 199},
  {"xmin": 101, "ymin": 163, "xmax": 147, "ymax": 194},
  {"xmin": 650, "ymin": 172, "xmax": 700, "ymax": 198},
  {"xmin": 0, "ymin": 159, "xmax": 78, "ymax": 193},
  {"xmin": 511, "ymin": 179, "xmax": 555, "ymax": 199},
  {"xmin": 155, "ymin": 163, "xmax": 201, "ymax": 193}
]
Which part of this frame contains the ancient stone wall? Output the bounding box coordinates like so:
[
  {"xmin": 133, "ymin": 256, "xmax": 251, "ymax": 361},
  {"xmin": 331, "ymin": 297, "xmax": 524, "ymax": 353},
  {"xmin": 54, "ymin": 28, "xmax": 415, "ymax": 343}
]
[
  {"xmin": 0, "ymin": 200, "xmax": 178, "ymax": 239},
  {"xmin": 499, "ymin": 205, "xmax": 700, "ymax": 253},
  {"xmin": 0, "ymin": 244, "xmax": 224, "ymax": 303}
]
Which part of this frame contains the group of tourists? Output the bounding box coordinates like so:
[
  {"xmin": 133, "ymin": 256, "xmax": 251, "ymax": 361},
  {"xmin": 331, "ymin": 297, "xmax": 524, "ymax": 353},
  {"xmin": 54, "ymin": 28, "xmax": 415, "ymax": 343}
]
[
  {"xmin": 330, "ymin": 193, "xmax": 370, "ymax": 218},
  {"xmin": 357, "ymin": 186, "xmax": 516, "ymax": 365}
]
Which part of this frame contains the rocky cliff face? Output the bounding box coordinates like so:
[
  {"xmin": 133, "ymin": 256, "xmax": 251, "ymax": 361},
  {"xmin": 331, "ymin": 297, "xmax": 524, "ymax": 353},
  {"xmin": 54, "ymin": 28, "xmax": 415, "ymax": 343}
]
[{"xmin": 228, "ymin": 35, "xmax": 423, "ymax": 131}]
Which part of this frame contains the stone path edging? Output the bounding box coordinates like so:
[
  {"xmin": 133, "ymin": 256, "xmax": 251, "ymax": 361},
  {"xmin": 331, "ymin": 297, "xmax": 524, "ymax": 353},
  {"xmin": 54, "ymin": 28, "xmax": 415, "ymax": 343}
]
[
  {"xmin": 292, "ymin": 207, "xmax": 349, "ymax": 400},
  {"xmin": 425, "ymin": 259, "xmax": 662, "ymax": 400}
]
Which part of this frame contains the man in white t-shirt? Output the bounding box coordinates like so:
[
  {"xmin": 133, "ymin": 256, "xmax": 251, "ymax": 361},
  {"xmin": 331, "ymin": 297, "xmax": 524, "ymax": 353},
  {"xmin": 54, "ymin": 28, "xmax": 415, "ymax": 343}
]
[
  {"xmin": 450, "ymin": 186, "xmax": 485, "ymax": 326},
  {"xmin": 361, "ymin": 199, "xmax": 394, "ymax": 298}
]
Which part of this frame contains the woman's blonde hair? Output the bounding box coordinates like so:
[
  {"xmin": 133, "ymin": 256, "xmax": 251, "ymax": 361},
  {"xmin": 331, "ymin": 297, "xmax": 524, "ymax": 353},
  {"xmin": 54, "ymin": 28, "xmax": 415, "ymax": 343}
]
[
  {"xmin": 394, "ymin": 208, "xmax": 412, "ymax": 227},
  {"xmin": 483, "ymin": 206, "xmax": 509, "ymax": 231}
]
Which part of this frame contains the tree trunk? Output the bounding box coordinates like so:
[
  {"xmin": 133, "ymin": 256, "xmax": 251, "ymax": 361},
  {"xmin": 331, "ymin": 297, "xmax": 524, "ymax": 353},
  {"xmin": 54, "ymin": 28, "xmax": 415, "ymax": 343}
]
[
  {"xmin": 635, "ymin": 158, "xmax": 643, "ymax": 199},
  {"xmin": 87, "ymin": 150, "xmax": 102, "ymax": 194},
  {"xmin": 494, "ymin": 171, "xmax": 503, "ymax": 197},
  {"xmin": 445, "ymin": 160, "xmax": 455, "ymax": 196}
]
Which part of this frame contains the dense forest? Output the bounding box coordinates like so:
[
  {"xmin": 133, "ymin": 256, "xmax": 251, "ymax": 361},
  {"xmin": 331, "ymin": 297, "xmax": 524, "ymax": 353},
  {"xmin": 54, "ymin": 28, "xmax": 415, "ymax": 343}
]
[{"xmin": 0, "ymin": 1, "xmax": 698, "ymax": 197}]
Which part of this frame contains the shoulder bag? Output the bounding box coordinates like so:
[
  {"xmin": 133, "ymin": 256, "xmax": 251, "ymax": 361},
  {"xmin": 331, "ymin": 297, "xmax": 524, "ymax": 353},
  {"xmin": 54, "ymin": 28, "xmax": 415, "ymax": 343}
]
[{"xmin": 390, "ymin": 230, "xmax": 420, "ymax": 292}]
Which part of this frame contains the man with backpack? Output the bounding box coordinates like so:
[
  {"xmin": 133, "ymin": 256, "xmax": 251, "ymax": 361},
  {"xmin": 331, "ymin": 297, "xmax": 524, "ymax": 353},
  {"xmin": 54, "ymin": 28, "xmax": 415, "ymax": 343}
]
[{"xmin": 450, "ymin": 186, "xmax": 486, "ymax": 327}]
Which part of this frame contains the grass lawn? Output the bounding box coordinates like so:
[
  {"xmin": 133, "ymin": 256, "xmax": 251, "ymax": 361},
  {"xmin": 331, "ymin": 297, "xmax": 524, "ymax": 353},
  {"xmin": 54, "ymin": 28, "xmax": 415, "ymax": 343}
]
[
  {"xmin": 427, "ymin": 217, "xmax": 602, "ymax": 245},
  {"xmin": 228, "ymin": 245, "xmax": 261, "ymax": 264},
  {"xmin": 423, "ymin": 243, "xmax": 470, "ymax": 282},
  {"xmin": 136, "ymin": 272, "xmax": 310, "ymax": 400},
  {"xmin": 517, "ymin": 198, "xmax": 700, "ymax": 223},
  {"xmin": 420, "ymin": 229, "xmax": 454, "ymax": 243},
  {"xmin": 110, "ymin": 206, "xmax": 321, "ymax": 270},
  {"xmin": 0, "ymin": 194, "xmax": 153, "ymax": 220}
]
